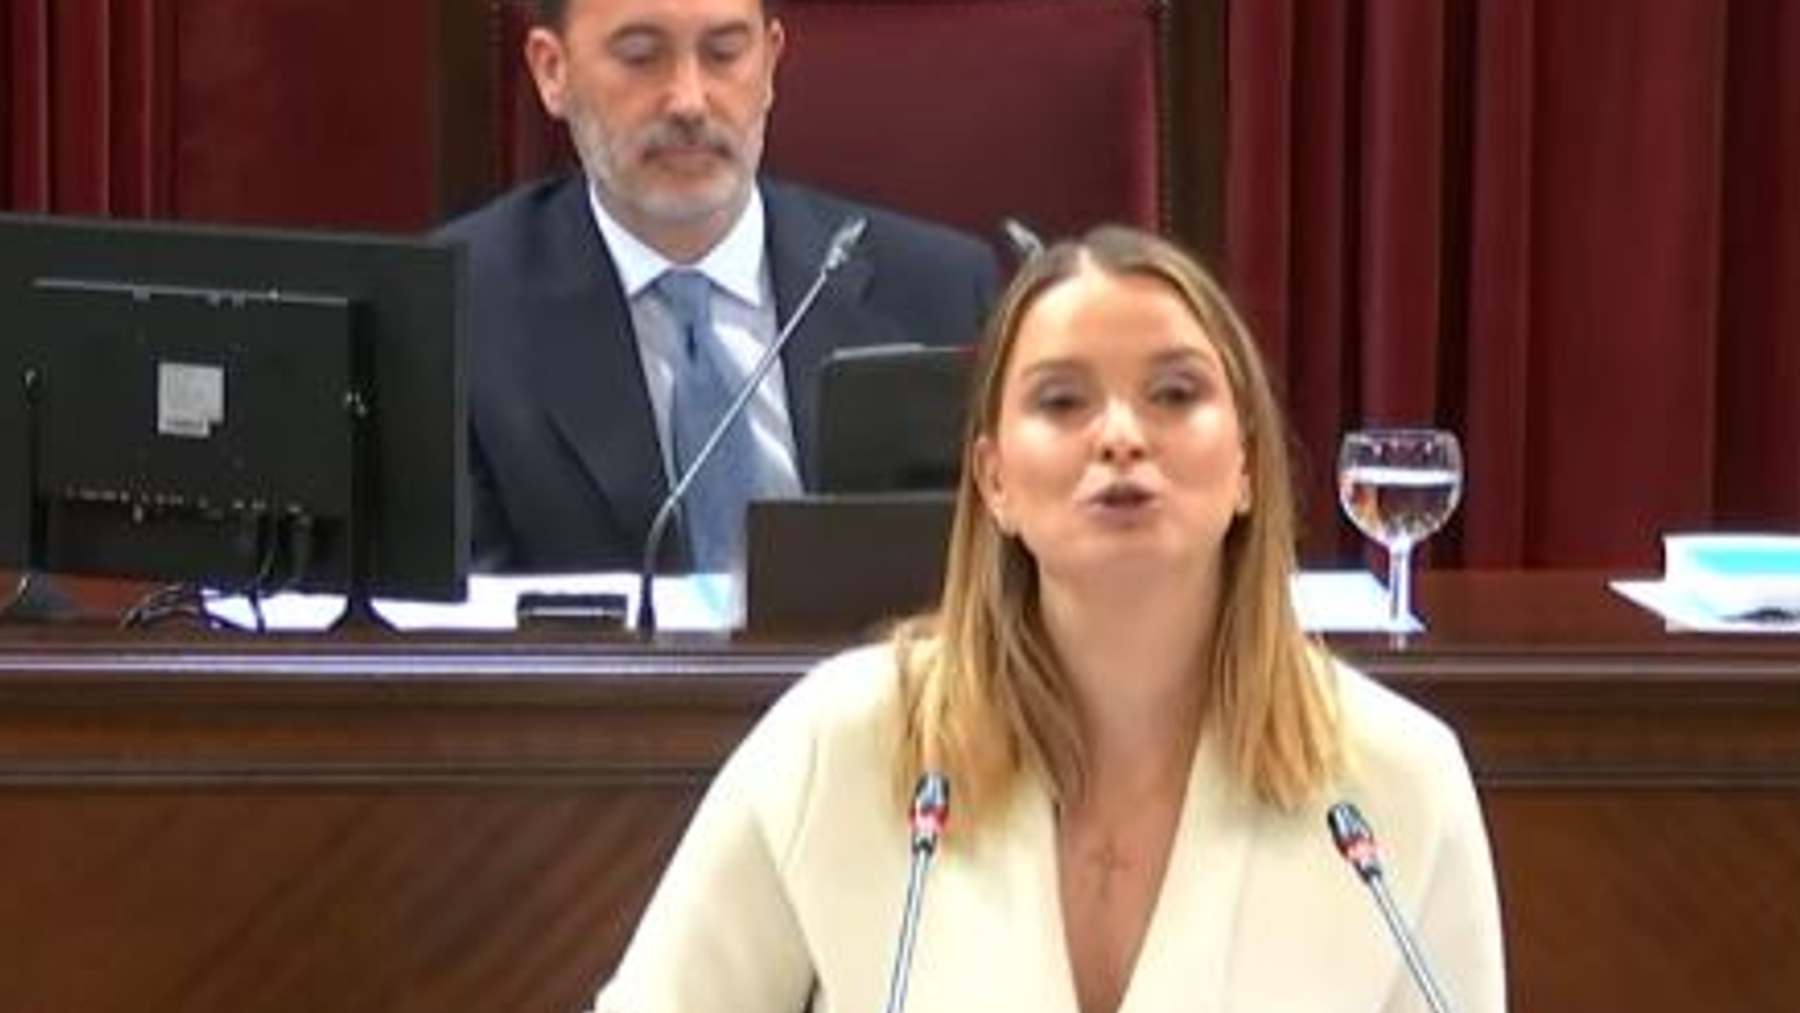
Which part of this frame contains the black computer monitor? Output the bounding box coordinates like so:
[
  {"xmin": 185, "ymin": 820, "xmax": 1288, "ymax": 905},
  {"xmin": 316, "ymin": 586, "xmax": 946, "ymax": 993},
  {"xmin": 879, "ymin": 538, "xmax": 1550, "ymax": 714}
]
[
  {"xmin": 817, "ymin": 344, "xmax": 973, "ymax": 492},
  {"xmin": 0, "ymin": 214, "xmax": 467, "ymax": 606}
]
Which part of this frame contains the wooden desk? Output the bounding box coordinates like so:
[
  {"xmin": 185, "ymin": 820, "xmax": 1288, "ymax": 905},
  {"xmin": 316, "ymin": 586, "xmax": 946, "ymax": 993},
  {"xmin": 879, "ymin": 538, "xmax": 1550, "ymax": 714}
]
[{"xmin": 0, "ymin": 572, "xmax": 1795, "ymax": 1011}]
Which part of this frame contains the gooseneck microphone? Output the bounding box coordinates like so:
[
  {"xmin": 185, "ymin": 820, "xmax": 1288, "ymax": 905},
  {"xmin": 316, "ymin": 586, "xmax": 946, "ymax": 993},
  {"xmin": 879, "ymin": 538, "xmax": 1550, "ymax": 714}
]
[
  {"xmin": 883, "ymin": 772, "xmax": 950, "ymax": 1013},
  {"xmin": 1001, "ymin": 217, "xmax": 1045, "ymax": 260},
  {"xmin": 1327, "ymin": 802, "xmax": 1457, "ymax": 1013},
  {"xmin": 634, "ymin": 216, "xmax": 869, "ymax": 634}
]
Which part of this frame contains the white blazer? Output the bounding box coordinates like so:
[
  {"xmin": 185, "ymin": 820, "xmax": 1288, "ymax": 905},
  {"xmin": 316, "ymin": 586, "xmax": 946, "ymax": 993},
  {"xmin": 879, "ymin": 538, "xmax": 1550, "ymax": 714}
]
[{"xmin": 595, "ymin": 644, "xmax": 1505, "ymax": 1013}]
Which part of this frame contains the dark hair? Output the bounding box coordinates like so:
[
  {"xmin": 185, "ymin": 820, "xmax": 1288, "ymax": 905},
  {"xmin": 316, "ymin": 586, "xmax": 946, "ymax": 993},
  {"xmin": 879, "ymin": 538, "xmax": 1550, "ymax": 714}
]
[{"xmin": 534, "ymin": 0, "xmax": 778, "ymax": 29}]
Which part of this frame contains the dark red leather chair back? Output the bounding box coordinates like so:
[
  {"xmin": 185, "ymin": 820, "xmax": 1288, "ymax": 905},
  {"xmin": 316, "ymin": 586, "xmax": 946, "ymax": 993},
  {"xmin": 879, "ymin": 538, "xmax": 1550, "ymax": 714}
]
[{"xmin": 492, "ymin": 0, "xmax": 1170, "ymax": 242}]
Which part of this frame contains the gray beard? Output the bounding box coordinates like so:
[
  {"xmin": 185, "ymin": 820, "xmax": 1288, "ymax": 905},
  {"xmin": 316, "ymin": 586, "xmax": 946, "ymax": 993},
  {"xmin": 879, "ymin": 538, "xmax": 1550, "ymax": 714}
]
[{"xmin": 566, "ymin": 103, "xmax": 764, "ymax": 227}]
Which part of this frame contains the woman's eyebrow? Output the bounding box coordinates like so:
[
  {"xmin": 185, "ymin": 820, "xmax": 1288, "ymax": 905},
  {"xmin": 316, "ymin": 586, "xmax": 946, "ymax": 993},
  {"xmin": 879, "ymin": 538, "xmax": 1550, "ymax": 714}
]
[{"xmin": 1014, "ymin": 357, "xmax": 1084, "ymax": 382}]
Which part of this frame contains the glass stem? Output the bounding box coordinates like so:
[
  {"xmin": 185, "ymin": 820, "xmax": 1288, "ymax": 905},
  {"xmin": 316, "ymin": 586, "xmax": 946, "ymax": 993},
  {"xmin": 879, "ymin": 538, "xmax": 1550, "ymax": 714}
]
[{"xmin": 1388, "ymin": 542, "xmax": 1414, "ymax": 628}]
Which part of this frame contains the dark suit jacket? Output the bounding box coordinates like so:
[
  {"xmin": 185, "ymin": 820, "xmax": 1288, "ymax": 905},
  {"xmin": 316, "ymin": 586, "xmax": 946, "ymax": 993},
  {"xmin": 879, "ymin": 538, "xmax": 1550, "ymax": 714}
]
[{"xmin": 436, "ymin": 175, "xmax": 999, "ymax": 573}]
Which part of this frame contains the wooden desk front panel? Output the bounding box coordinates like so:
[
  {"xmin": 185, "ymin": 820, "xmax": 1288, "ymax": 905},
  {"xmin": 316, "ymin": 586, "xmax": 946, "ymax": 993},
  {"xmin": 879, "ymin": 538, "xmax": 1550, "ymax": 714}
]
[
  {"xmin": 1, "ymin": 571, "xmax": 1798, "ymax": 1011},
  {"xmin": 0, "ymin": 640, "xmax": 793, "ymax": 1013},
  {"xmin": 1373, "ymin": 657, "xmax": 1800, "ymax": 1011},
  {"xmin": 0, "ymin": 788, "xmax": 690, "ymax": 1012}
]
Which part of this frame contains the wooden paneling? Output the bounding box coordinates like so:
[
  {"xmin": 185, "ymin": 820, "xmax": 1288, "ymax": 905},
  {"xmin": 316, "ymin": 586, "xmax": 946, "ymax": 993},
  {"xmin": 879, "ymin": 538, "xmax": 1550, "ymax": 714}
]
[
  {"xmin": 1347, "ymin": 572, "xmax": 1800, "ymax": 1008},
  {"xmin": 1488, "ymin": 792, "xmax": 1800, "ymax": 1010},
  {"xmin": 0, "ymin": 573, "xmax": 1797, "ymax": 1009},
  {"xmin": 0, "ymin": 790, "xmax": 693, "ymax": 1012},
  {"xmin": 0, "ymin": 637, "xmax": 797, "ymax": 1013},
  {"xmin": 1171, "ymin": 0, "xmax": 1225, "ymax": 258}
]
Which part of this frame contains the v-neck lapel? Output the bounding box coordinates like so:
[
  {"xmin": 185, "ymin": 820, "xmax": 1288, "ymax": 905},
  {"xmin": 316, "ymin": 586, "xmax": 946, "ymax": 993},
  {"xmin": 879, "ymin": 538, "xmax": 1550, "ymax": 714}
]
[
  {"xmin": 1020, "ymin": 777, "xmax": 1084, "ymax": 1013},
  {"xmin": 1116, "ymin": 732, "xmax": 1256, "ymax": 1013},
  {"xmin": 1033, "ymin": 734, "xmax": 1258, "ymax": 1013}
]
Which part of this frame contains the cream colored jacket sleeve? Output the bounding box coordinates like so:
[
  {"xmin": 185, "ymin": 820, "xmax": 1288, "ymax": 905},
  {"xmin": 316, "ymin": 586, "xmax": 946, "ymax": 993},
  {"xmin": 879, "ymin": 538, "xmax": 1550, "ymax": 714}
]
[
  {"xmin": 590, "ymin": 653, "xmax": 833, "ymax": 1013},
  {"xmin": 1366, "ymin": 674, "xmax": 1506, "ymax": 1013}
]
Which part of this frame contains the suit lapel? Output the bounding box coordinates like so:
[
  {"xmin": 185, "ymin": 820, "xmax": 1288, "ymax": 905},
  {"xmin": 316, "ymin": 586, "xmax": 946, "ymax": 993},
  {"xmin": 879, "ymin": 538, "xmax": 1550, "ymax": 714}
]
[
  {"xmin": 522, "ymin": 179, "xmax": 895, "ymax": 561},
  {"xmin": 764, "ymin": 181, "xmax": 908, "ymax": 488},
  {"xmin": 528, "ymin": 178, "xmax": 672, "ymax": 560}
]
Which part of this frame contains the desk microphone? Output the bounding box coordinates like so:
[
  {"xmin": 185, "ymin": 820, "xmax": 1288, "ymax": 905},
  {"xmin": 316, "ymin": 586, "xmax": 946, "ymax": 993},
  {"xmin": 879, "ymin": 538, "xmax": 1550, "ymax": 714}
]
[
  {"xmin": 1001, "ymin": 217, "xmax": 1045, "ymax": 260},
  {"xmin": 1327, "ymin": 801, "xmax": 1457, "ymax": 1013},
  {"xmin": 634, "ymin": 216, "xmax": 868, "ymax": 633},
  {"xmin": 883, "ymin": 772, "xmax": 950, "ymax": 1013}
]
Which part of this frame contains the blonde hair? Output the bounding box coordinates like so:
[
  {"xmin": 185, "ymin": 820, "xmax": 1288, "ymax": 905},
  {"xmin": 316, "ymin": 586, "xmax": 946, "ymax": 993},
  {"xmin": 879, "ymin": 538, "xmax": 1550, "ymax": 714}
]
[{"xmin": 893, "ymin": 225, "xmax": 1340, "ymax": 830}]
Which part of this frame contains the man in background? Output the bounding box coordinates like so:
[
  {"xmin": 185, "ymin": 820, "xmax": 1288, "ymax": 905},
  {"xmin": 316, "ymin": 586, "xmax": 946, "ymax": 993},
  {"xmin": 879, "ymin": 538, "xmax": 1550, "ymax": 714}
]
[{"xmin": 439, "ymin": 0, "xmax": 998, "ymax": 573}]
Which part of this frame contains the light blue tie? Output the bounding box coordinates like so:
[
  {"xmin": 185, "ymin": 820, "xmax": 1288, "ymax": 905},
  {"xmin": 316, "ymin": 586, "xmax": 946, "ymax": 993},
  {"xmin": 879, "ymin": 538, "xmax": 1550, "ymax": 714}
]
[{"xmin": 657, "ymin": 269, "xmax": 763, "ymax": 572}]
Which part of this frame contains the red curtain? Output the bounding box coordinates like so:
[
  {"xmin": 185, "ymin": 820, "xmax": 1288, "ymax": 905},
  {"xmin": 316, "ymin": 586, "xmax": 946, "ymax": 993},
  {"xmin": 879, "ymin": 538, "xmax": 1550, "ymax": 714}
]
[
  {"xmin": 4, "ymin": 0, "xmax": 175, "ymax": 216},
  {"xmin": 1227, "ymin": 0, "xmax": 1800, "ymax": 569},
  {"xmin": 3, "ymin": 0, "xmax": 452, "ymax": 230},
  {"xmin": 7, "ymin": 0, "xmax": 54, "ymax": 210}
]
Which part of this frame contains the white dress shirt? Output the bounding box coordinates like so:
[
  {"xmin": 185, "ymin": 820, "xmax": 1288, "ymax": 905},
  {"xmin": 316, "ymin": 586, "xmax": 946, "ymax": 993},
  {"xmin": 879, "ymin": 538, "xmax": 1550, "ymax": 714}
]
[{"xmin": 587, "ymin": 185, "xmax": 804, "ymax": 497}]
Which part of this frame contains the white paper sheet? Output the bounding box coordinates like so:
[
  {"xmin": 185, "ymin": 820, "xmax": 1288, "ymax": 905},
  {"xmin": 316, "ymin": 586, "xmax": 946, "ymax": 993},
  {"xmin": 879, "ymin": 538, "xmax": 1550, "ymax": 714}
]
[
  {"xmin": 205, "ymin": 572, "xmax": 738, "ymax": 633},
  {"xmin": 1612, "ymin": 578, "xmax": 1800, "ymax": 634},
  {"xmin": 1291, "ymin": 570, "xmax": 1425, "ymax": 634},
  {"xmin": 206, "ymin": 568, "xmax": 1418, "ymax": 635}
]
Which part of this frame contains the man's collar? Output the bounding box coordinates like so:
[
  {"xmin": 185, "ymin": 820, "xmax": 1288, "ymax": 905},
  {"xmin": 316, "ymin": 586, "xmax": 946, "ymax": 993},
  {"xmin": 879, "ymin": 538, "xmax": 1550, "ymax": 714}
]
[{"xmin": 586, "ymin": 180, "xmax": 767, "ymax": 308}]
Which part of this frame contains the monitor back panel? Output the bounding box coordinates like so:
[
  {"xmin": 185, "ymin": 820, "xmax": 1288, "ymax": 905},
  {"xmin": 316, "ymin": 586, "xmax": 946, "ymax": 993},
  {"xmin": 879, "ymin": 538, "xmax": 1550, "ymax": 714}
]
[
  {"xmin": 817, "ymin": 345, "xmax": 971, "ymax": 493},
  {"xmin": 0, "ymin": 214, "xmax": 467, "ymax": 599},
  {"xmin": 745, "ymin": 493, "xmax": 953, "ymax": 635}
]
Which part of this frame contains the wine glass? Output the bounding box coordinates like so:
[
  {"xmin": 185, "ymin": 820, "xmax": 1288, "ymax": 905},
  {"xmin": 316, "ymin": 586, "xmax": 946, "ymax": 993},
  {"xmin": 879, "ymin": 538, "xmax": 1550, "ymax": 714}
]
[{"xmin": 1337, "ymin": 428, "xmax": 1465, "ymax": 630}]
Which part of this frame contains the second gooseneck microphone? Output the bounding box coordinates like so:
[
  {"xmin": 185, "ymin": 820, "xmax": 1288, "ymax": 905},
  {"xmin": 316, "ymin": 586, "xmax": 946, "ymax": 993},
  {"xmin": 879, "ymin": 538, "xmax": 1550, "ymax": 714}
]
[
  {"xmin": 882, "ymin": 772, "xmax": 950, "ymax": 1013},
  {"xmin": 1327, "ymin": 801, "xmax": 1458, "ymax": 1013},
  {"xmin": 634, "ymin": 216, "xmax": 869, "ymax": 634}
]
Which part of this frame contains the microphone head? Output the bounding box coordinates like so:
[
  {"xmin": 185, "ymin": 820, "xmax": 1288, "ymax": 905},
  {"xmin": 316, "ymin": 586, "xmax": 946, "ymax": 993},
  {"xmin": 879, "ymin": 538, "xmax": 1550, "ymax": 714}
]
[
  {"xmin": 1001, "ymin": 217, "xmax": 1045, "ymax": 260},
  {"xmin": 909, "ymin": 772, "xmax": 951, "ymax": 855},
  {"xmin": 824, "ymin": 216, "xmax": 870, "ymax": 271},
  {"xmin": 1327, "ymin": 801, "xmax": 1384, "ymax": 882}
]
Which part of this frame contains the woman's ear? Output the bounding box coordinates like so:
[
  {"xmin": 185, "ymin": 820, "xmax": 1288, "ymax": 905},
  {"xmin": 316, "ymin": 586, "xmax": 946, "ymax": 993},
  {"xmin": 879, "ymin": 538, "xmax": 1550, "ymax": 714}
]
[
  {"xmin": 973, "ymin": 434, "xmax": 1011, "ymax": 534},
  {"xmin": 1234, "ymin": 437, "xmax": 1253, "ymax": 515}
]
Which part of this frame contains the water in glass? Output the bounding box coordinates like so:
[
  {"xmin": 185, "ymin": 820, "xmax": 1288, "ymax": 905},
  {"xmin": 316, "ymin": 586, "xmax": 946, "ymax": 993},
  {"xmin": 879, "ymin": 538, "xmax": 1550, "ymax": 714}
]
[{"xmin": 1337, "ymin": 429, "xmax": 1465, "ymax": 631}]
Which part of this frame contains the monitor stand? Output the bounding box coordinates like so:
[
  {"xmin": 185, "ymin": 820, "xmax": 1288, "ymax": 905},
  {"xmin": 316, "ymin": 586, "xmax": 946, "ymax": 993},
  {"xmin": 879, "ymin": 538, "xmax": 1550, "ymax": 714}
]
[
  {"xmin": 328, "ymin": 385, "xmax": 390, "ymax": 632},
  {"xmin": 0, "ymin": 366, "xmax": 62, "ymax": 622},
  {"xmin": 0, "ymin": 571, "xmax": 81, "ymax": 621}
]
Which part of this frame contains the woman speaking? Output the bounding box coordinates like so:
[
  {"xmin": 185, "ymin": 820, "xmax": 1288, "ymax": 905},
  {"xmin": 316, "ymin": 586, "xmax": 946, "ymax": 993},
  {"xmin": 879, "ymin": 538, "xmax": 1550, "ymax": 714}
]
[{"xmin": 593, "ymin": 227, "xmax": 1504, "ymax": 1013}]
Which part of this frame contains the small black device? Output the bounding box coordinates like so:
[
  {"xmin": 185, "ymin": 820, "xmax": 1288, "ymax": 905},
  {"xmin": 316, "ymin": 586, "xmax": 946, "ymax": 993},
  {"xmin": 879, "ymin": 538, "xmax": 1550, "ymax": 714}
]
[
  {"xmin": 515, "ymin": 591, "xmax": 628, "ymax": 628},
  {"xmin": 745, "ymin": 493, "xmax": 953, "ymax": 635},
  {"xmin": 817, "ymin": 344, "xmax": 971, "ymax": 493}
]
